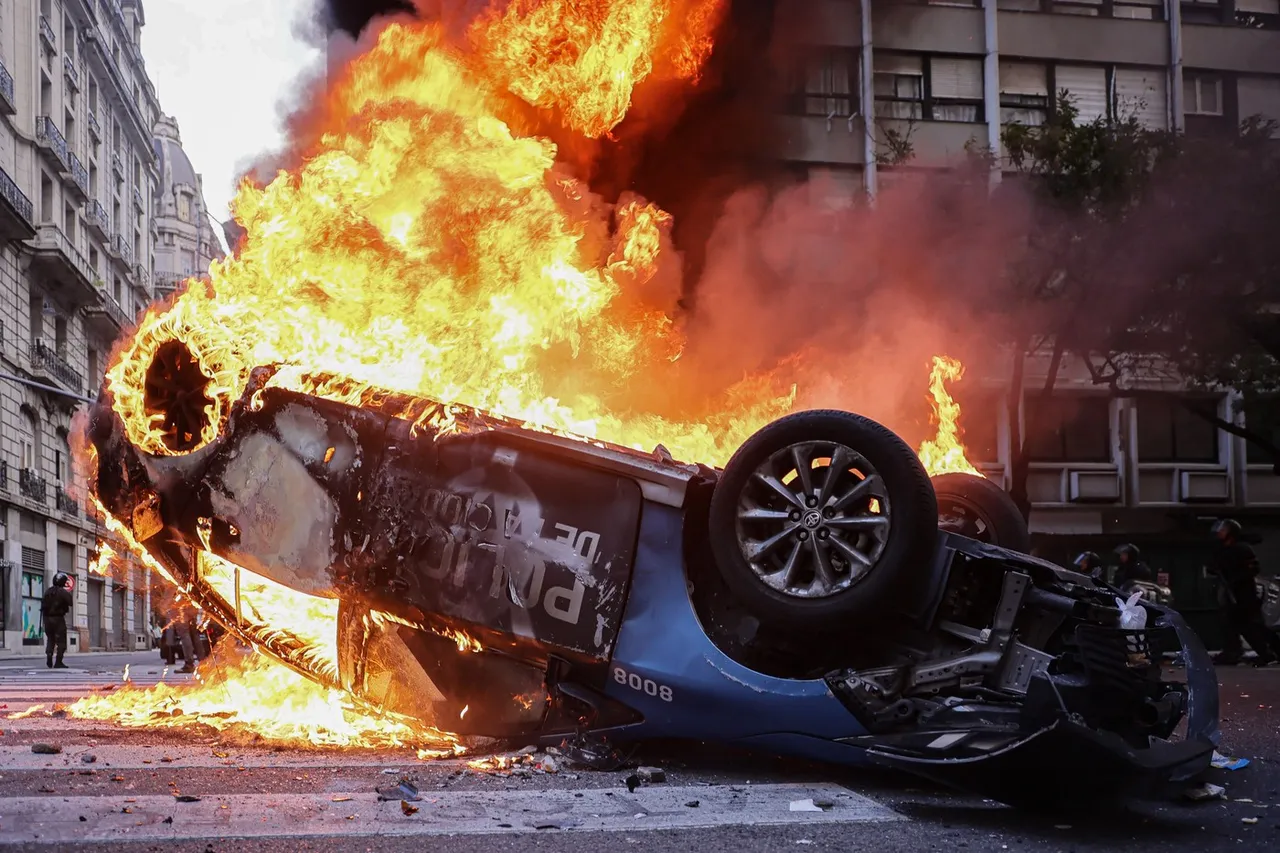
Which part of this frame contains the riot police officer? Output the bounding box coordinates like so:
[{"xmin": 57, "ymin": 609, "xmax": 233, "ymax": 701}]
[
  {"xmin": 1114, "ymin": 543, "xmax": 1154, "ymax": 586},
  {"xmin": 1073, "ymin": 551, "xmax": 1105, "ymax": 581},
  {"xmin": 40, "ymin": 573, "xmax": 74, "ymax": 670},
  {"xmin": 1208, "ymin": 519, "xmax": 1276, "ymax": 666}
]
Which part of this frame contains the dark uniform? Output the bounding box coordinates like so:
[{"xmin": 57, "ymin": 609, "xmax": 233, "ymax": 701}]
[
  {"xmin": 40, "ymin": 574, "xmax": 73, "ymax": 669},
  {"xmin": 1114, "ymin": 543, "xmax": 1154, "ymax": 587},
  {"xmin": 1210, "ymin": 539, "xmax": 1276, "ymax": 666}
]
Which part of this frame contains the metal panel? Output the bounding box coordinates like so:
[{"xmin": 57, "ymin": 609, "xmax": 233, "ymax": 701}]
[
  {"xmin": 1114, "ymin": 67, "xmax": 1169, "ymax": 129},
  {"xmin": 930, "ymin": 57, "xmax": 984, "ymax": 100},
  {"xmin": 1055, "ymin": 65, "xmax": 1109, "ymax": 121},
  {"xmin": 999, "ymin": 61, "xmax": 1049, "ymax": 96}
]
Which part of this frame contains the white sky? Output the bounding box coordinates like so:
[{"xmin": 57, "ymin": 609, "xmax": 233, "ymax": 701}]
[{"xmin": 139, "ymin": 0, "xmax": 325, "ymax": 223}]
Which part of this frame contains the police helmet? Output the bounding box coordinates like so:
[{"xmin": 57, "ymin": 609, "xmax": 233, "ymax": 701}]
[
  {"xmin": 1073, "ymin": 551, "xmax": 1102, "ymax": 572},
  {"xmin": 1212, "ymin": 518, "xmax": 1242, "ymax": 540},
  {"xmin": 1114, "ymin": 543, "xmax": 1141, "ymax": 563},
  {"xmin": 53, "ymin": 572, "xmax": 70, "ymax": 588}
]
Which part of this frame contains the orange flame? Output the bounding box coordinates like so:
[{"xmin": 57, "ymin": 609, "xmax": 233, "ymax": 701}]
[
  {"xmin": 917, "ymin": 356, "xmax": 982, "ymax": 478},
  {"xmin": 88, "ymin": 542, "xmax": 118, "ymax": 577}
]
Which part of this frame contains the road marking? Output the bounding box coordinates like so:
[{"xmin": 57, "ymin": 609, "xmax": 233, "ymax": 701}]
[{"xmin": 0, "ymin": 784, "xmax": 902, "ymax": 842}]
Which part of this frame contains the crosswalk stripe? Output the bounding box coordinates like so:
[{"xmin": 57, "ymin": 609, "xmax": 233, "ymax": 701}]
[{"xmin": 0, "ymin": 784, "xmax": 903, "ymax": 843}]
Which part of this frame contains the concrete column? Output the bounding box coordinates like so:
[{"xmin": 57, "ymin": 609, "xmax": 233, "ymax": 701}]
[
  {"xmin": 1168, "ymin": 0, "xmax": 1185, "ymax": 132},
  {"xmin": 983, "ymin": 0, "xmax": 1003, "ymax": 190},
  {"xmin": 860, "ymin": 0, "xmax": 877, "ymax": 201}
]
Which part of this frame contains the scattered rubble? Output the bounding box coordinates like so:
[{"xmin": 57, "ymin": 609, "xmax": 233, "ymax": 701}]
[
  {"xmin": 1211, "ymin": 751, "xmax": 1250, "ymax": 771},
  {"xmin": 626, "ymin": 774, "xmax": 640, "ymax": 793},
  {"xmin": 377, "ymin": 780, "xmax": 422, "ymax": 802},
  {"xmin": 638, "ymin": 767, "xmax": 666, "ymax": 783},
  {"xmin": 400, "ymin": 800, "xmax": 419, "ymax": 816},
  {"xmin": 174, "ymin": 795, "xmax": 202, "ymax": 803},
  {"xmin": 1184, "ymin": 783, "xmax": 1228, "ymax": 802},
  {"xmin": 81, "ymin": 754, "xmax": 97, "ymax": 764},
  {"xmin": 31, "ymin": 744, "xmax": 61, "ymax": 755}
]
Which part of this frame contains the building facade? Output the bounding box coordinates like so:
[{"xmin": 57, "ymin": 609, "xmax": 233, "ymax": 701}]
[
  {"xmin": 151, "ymin": 114, "xmax": 222, "ymax": 301},
  {"xmin": 0, "ymin": 0, "xmax": 165, "ymax": 654},
  {"xmin": 775, "ymin": 1, "xmax": 1280, "ymax": 640}
]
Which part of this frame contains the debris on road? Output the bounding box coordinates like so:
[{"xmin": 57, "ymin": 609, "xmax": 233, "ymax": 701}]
[
  {"xmin": 31, "ymin": 743, "xmax": 61, "ymax": 754},
  {"xmin": 377, "ymin": 780, "xmax": 422, "ymax": 802},
  {"xmin": 175, "ymin": 795, "xmax": 202, "ymax": 802},
  {"xmin": 789, "ymin": 799, "xmax": 832, "ymax": 812},
  {"xmin": 685, "ymin": 800, "xmax": 700, "ymax": 808},
  {"xmin": 638, "ymin": 767, "xmax": 666, "ymax": 783},
  {"xmin": 1242, "ymin": 817, "xmax": 1259, "ymax": 825},
  {"xmin": 1211, "ymin": 751, "xmax": 1250, "ymax": 771},
  {"xmin": 1185, "ymin": 783, "xmax": 1228, "ymax": 802},
  {"xmin": 331, "ymin": 796, "xmax": 353, "ymax": 803},
  {"xmin": 81, "ymin": 754, "xmax": 97, "ymax": 764},
  {"xmin": 400, "ymin": 800, "xmax": 419, "ymax": 816},
  {"xmin": 625, "ymin": 774, "xmax": 640, "ymax": 793}
]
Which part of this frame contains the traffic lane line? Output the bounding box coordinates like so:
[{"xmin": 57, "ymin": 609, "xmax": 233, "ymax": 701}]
[{"xmin": 0, "ymin": 783, "xmax": 902, "ymax": 842}]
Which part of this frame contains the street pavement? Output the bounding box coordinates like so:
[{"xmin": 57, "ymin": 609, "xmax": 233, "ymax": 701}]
[{"xmin": 0, "ymin": 656, "xmax": 1277, "ymax": 852}]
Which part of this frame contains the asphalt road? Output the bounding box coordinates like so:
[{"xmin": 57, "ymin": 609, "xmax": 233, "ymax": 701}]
[{"xmin": 0, "ymin": 653, "xmax": 1276, "ymax": 852}]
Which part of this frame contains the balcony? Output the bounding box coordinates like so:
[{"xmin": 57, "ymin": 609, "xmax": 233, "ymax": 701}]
[
  {"xmin": 84, "ymin": 290, "xmax": 131, "ymax": 338},
  {"xmin": 39, "ymin": 16, "xmax": 56, "ymax": 52},
  {"xmin": 56, "ymin": 487, "xmax": 80, "ymax": 517},
  {"xmin": 66, "ymin": 153, "xmax": 90, "ymax": 202},
  {"xmin": 111, "ymin": 150, "xmax": 124, "ymax": 179},
  {"xmin": 0, "ymin": 59, "xmax": 14, "ymax": 115},
  {"xmin": 35, "ymin": 116, "xmax": 70, "ymax": 172},
  {"xmin": 88, "ymin": 111, "xmax": 101, "ymax": 142},
  {"xmin": 64, "ymin": 56, "xmax": 80, "ymax": 91},
  {"xmin": 112, "ymin": 232, "xmax": 134, "ymax": 267},
  {"xmin": 133, "ymin": 263, "xmax": 149, "ymax": 290},
  {"xmin": 132, "ymin": 187, "xmax": 144, "ymax": 212},
  {"xmin": 20, "ymin": 468, "xmax": 48, "ymax": 504},
  {"xmin": 0, "ymin": 166, "xmax": 36, "ymax": 242},
  {"xmin": 29, "ymin": 339, "xmax": 84, "ymax": 397},
  {"xmin": 27, "ymin": 225, "xmax": 99, "ymax": 305},
  {"xmin": 154, "ymin": 270, "xmax": 193, "ymax": 296},
  {"xmin": 86, "ymin": 199, "xmax": 110, "ymax": 239},
  {"xmin": 0, "ymin": 460, "xmax": 8, "ymax": 492},
  {"xmin": 81, "ymin": 30, "xmax": 153, "ymax": 158}
]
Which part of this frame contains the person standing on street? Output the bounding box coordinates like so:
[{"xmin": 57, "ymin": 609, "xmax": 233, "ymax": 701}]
[
  {"xmin": 1113, "ymin": 544, "xmax": 1154, "ymax": 587},
  {"xmin": 163, "ymin": 598, "xmax": 200, "ymax": 673},
  {"xmin": 1208, "ymin": 519, "xmax": 1276, "ymax": 667},
  {"xmin": 40, "ymin": 573, "xmax": 74, "ymax": 670},
  {"xmin": 1073, "ymin": 551, "xmax": 1106, "ymax": 581}
]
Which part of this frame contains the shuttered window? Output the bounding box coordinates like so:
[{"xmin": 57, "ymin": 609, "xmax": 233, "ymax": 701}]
[
  {"xmin": 22, "ymin": 547, "xmax": 46, "ymax": 572},
  {"xmin": 930, "ymin": 57, "xmax": 983, "ymax": 122},
  {"xmin": 873, "ymin": 54, "xmax": 924, "ymax": 120},
  {"xmin": 1114, "ymin": 67, "xmax": 1169, "ymax": 130},
  {"xmin": 874, "ymin": 53, "xmax": 983, "ymax": 123},
  {"xmin": 1055, "ymin": 65, "xmax": 1109, "ymax": 122},
  {"xmin": 1000, "ymin": 61, "xmax": 1049, "ymax": 126}
]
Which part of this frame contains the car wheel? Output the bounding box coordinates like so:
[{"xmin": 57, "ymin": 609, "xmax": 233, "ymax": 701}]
[
  {"xmin": 708, "ymin": 410, "xmax": 939, "ymax": 630},
  {"xmin": 932, "ymin": 472, "xmax": 1030, "ymax": 553}
]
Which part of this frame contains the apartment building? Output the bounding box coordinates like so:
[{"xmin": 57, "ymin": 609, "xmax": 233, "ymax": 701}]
[
  {"xmin": 152, "ymin": 114, "xmax": 224, "ymax": 301},
  {"xmin": 774, "ymin": 1, "xmax": 1280, "ymax": 638},
  {"xmin": 0, "ymin": 0, "xmax": 164, "ymax": 654}
]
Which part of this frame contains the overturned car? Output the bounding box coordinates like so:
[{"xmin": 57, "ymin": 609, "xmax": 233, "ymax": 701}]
[{"xmin": 87, "ymin": 351, "xmax": 1220, "ymax": 807}]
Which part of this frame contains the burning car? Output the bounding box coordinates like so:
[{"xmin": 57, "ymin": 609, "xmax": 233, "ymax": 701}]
[{"xmin": 84, "ymin": 343, "xmax": 1220, "ymax": 808}]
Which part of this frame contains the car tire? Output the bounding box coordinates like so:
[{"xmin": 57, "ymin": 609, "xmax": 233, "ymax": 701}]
[
  {"xmin": 932, "ymin": 472, "xmax": 1030, "ymax": 553},
  {"xmin": 708, "ymin": 410, "xmax": 939, "ymax": 630}
]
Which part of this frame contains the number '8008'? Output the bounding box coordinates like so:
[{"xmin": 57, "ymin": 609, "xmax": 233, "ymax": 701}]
[{"xmin": 613, "ymin": 666, "xmax": 673, "ymax": 702}]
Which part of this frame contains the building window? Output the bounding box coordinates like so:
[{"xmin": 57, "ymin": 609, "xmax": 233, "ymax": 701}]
[
  {"xmin": 1025, "ymin": 397, "xmax": 1112, "ymax": 463},
  {"xmin": 792, "ymin": 49, "xmax": 858, "ymax": 118},
  {"xmin": 874, "ymin": 54, "xmax": 925, "ymax": 120},
  {"xmin": 177, "ymin": 192, "xmax": 191, "ymax": 222},
  {"xmin": 1237, "ymin": 0, "xmax": 1280, "ymax": 29},
  {"xmin": 874, "ymin": 54, "xmax": 983, "ymax": 123},
  {"xmin": 1243, "ymin": 395, "xmax": 1280, "ymax": 465},
  {"xmin": 1135, "ymin": 396, "xmax": 1219, "ymax": 464},
  {"xmin": 21, "ymin": 406, "xmax": 42, "ymax": 471},
  {"xmin": 1184, "ymin": 73, "xmax": 1223, "ymax": 117},
  {"xmin": 1000, "ymin": 62, "xmax": 1050, "ymax": 126}
]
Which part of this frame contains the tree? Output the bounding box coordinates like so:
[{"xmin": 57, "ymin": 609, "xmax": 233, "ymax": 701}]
[{"xmin": 996, "ymin": 96, "xmax": 1280, "ymax": 516}]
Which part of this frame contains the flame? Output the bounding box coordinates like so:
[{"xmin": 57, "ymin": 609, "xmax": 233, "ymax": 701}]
[
  {"xmin": 88, "ymin": 543, "xmax": 117, "ymax": 576},
  {"xmin": 917, "ymin": 355, "xmax": 982, "ymax": 478},
  {"xmin": 67, "ymin": 649, "xmax": 462, "ymax": 755},
  {"xmin": 436, "ymin": 627, "xmax": 484, "ymax": 653}
]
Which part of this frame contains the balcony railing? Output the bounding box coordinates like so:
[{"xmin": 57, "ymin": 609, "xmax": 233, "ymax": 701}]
[
  {"xmin": 19, "ymin": 468, "xmax": 48, "ymax": 504},
  {"xmin": 0, "ymin": 460, "xmax": 8, "ymax": 491},
  {"xmin": 39, "ymin": 16, "xmax": 56, "ymax": 51},
  {"xmin": 87, "ymin": 199, "xmax": 109, "ymax": 236},
  {"xmin": 112, "ymin": 233, "xmax": 133, "ymax": 266},
  {"xmin": 0, "ymin": 166, "xmax": 34, "ymax": 225},
  {"xmin": 0, "ymin": 59, "xmax": 14, "ymax": 115},
  {"xmin": 35, "ymin": 116, "xmax": 70, "ymax": 172},
  {"xmin": 64, "ymin": 56, "xmax": 80, "ymax": 91},
  {"xmin": 133, "ymin": 263, "xmax": 149, "ymax": 289},
  {"xmin": 87, "ymin": 291, "xmax": 130, "ymax": 331},
  {"xmin": 69, "ymin": 153, "xmax": 89, "ymax": 198},
  {"xmin": 107, "ymin": 0, "xmax": 127, "ymax": 33},
  {"xmin": 56, "ymin": 487, "xmax": 79, "ymax": 517},
  {"xmin": 88, "ymin": 110, "xmax": 101, "ymax": 141},
  {"xmin": 132, "ymin": 187, "xmax": 144, "ymax": 211},
  {"xmin": 154, "ymin": 270, "xmax": 191, "ymax": 293},
  {"xmin": 111, "ymin": 150, "xmax": 124, "ymax": 178},
  {"xmin": 30, "ymin": 340, "xmax": 84, "ymax": 396}
]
